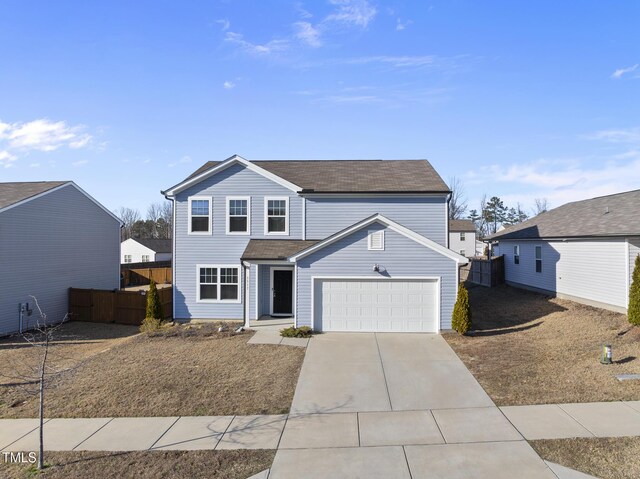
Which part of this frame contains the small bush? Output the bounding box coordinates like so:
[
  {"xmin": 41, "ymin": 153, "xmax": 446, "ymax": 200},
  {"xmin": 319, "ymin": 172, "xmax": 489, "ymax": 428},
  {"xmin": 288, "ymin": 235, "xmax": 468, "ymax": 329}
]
[
  {"xmin": 629, "ymin": 255, "xmax": 640, "ymax": 326},
  {"xmin": 452, "ymin": 282, "xmax": 472, "ymax": 335},
  {"xmin": 145, "ymin": 280, "xmax": 163, "ymax": 320},
  {"xmin": 140, "ymin": 316, "xmax": 163, "ymax": 333},
  {"xmin": 280, "ymin": 326, "xmax": 314, "ymax": 338}
]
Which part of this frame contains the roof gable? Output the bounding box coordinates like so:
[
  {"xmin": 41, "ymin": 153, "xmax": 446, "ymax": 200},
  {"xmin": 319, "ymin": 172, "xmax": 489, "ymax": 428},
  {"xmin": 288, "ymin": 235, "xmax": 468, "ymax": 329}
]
[
  {"xmin": 489, "ymin": 189, "xmax": 640, "ymax": 240},
  {"xmin": 449, "ymin": 219, "xmax": 476, "ymax": 232},
  {"xmin": 290, "ymin": 214, "xmax": 468, "ymax": 264},
  {"xmin": 167, "ymin": 156, "xmax": 450, "ymax": 196},
  {"xmin": 129, "ymin": 238, "xmax": 172, "ymax": 253}
]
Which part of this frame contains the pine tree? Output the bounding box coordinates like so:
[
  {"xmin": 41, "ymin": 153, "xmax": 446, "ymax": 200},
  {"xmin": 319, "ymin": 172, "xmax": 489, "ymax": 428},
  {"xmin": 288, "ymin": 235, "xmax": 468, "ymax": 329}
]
[
  {"xmin": 452, "ymin": 282, "xmax": 472, "ymax": 334},
  {"xmin": 629, "ymin": 255, "xmax": 640, "ymax": 326},
  {"xmin": 146, "ymin": 280, "xmax": 163, "ymax": 320}
]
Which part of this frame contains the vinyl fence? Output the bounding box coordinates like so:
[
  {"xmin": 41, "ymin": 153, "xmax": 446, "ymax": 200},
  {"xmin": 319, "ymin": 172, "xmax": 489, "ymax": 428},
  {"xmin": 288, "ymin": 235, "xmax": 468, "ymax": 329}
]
[{"xmin": 69, "ymin": 287, "xmax": 172, "ymax": 325}]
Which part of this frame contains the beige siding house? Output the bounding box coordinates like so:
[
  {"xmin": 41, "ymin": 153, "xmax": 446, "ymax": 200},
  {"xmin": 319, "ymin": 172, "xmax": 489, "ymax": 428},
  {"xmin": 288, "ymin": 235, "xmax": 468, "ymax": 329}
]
[{"xmin": 488, "ymin": 189, "xmax": 640, "ymax": 313}]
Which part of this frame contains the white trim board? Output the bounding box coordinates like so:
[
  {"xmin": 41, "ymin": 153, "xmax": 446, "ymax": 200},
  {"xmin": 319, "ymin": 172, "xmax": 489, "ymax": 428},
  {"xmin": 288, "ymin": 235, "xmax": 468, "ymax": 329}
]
[
  {"xmin": 226, "ymin": 196, "xmax": 251, "ymax": 235},
  {"xmin": 310, "ymin": 275, "xmax": 441, "ymax": 333},
  {"xmin": 264, "ymin": 196, "xmax": 290, "ymax": 236},
  {"xmin": 188, "ymin": 196, "xmax": 213, "ymax": 235},
  {"xmin": 195, "ymin": 263, "xmax": 242, "ymax": 304},
  {"xmin": 289, "ymin": 213, "xmax": 468, "ymax": 264},
  {"xmin": 162, "ymin": 155, "xmax": 301, "ymax": 196}
]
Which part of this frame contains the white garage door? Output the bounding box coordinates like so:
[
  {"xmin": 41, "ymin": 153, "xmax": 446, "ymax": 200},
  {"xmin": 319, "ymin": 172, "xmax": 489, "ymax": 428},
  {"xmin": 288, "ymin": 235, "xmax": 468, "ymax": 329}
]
[{"xmin": 314, "ymin": 278, "xmax": 439, "ymax": 332}]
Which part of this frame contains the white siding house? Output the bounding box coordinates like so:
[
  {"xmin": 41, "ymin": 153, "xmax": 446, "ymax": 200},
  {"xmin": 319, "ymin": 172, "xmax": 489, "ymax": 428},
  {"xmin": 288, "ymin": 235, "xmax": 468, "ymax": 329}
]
[
  {"xmin": 489, "ymin": 189, "xmax": 640, "ymax": 313},
  {"xmin": 0, "ymin": 182, "xmax": 121, "ymax": 336},
  {"xmin": 121, "ymin": 238, "xmax": 172, "ymax": 264},
  {"xmin": 448, "ymin": 219, "xmax": 476, "ymax": 257}
]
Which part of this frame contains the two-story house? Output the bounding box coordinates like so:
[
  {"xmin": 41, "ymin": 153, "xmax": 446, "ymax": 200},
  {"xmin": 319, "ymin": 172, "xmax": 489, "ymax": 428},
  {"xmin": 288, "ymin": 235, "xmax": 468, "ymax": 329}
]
[
  {"xmin": 162, "ymin": 155, "xmax": 468, "ymax": 333},
  {"xmin": 448, "ymin": 219, "xmax": 477, "ymax": 257}
]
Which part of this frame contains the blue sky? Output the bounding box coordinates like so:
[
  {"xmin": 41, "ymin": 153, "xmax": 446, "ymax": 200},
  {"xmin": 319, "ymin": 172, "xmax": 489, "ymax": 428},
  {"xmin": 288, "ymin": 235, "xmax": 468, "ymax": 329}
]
[{"xmin": 1, "ymin": 0, "xmax": 639, "ymax": 216}]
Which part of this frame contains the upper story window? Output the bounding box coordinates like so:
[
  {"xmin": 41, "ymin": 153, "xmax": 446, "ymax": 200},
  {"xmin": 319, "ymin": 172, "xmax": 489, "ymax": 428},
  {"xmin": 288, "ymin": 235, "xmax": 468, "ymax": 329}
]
[
  {"xmin": 368, "ymin": 230, "xmax": 385, "ymax": 250},
  {"xmin": 514, "ymin": 245, "xmax": 520, "ymax": 264},
  {"xmin": 460, "ymin": 232, "xmax": 466, "ymax": 241},
  {"xmin": 141, "ymin": 255, "xmax": 150, "ymax": 262},
  {"xmin": 124, "ymin": 255, "xmax": 132, "ymax": 263},
  {"xmin": 265, "ymin": 197, "xmax": 289, "ymax": 235},
  {"xmin": 460, "ymin": 249, "xmax": 466, "ymax": 256},
  {"xmin": 196, "ymin": 265, "xmax": 240, "ymax": 302},
  {"xmin": 227, "ymin": 197, "xmax": 250, "ymax": 235},
  {"xmin": 188, "ymin": 197, "xmax": 212, "ymax": 235},
  {"xmin": 535, "ymin": 245, "xmax": 542, "ymax": 273}
]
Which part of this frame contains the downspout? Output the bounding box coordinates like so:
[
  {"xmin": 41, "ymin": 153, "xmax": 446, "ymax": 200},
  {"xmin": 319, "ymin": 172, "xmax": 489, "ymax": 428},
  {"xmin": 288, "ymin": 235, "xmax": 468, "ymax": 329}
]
[
  {"xmin": 162, "ymin": 190, "xmax": 176, "ymax": 321},
  {"xmin": 446, "ymin": 192, "xmax": 451, "ymax": 249},
  {"xmin": 242, "ymin": 261, "xmax": 248, "ymax": 328}
]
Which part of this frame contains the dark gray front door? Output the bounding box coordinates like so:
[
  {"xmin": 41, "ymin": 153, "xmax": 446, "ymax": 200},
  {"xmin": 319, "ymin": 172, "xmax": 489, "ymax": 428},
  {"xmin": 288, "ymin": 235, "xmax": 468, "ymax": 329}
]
[{"xmin": 272, "ymin": 269, "xmax": 293, "ymax": 316}]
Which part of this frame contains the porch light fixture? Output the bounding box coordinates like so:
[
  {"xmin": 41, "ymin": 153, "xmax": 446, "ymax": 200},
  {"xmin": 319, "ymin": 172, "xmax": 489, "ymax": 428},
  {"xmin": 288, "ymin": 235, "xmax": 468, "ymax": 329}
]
[
  {"xmin": 600, "ymin": 344, "xmax": 613, "ymax": 364},
  {"xmin": 373, "ymin": 264, "xmax": 380, "ymax": 273}
]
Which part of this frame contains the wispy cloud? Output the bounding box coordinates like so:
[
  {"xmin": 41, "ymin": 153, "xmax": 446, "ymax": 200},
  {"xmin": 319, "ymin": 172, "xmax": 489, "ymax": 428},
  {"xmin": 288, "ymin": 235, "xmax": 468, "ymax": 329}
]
[
  {"xmin": 168, "ymin": 155, "xmax": 193, "ymax": 168},
  {"xmin": 396, "ymin": 18, "xmax": 413, "ymax": 31},
  {"xmin": 224, "ymin": 31, "xmax": 289, "ymax": 55},
  {"xmin": 0, "ymin": 119, "xmax": 92, "ymax": 152},
  {"xmin": 215, "ymin": 18, "xmax": 230, "ymax": 31},
  {"xmin": 587, "ymin": 127, "xmax": 640, "ymax": 144},
  {"xmin": 223, "ymin": 80, "xmax": 236, "ymax": 89},
  {"xmin": 325, "ymin": 0, "xmax": 377, "ymax": 28},
  {"xmin": 294, "ymin": 21, "xmax": 322, "ymax": 47},
  {"xmin": 72, "ymin": 159, "xmax": 89, "ymax": 167},
  {"xmin": 611, "ymin": 63, "xmax": 638, "ymax": 79},
  {"xmin": 299, "ymin": 84, "xmax": 452, "ymax": 107},
  {"xmin": 0, "ymin": 150, "xmax": 17, "ymax": 168}
]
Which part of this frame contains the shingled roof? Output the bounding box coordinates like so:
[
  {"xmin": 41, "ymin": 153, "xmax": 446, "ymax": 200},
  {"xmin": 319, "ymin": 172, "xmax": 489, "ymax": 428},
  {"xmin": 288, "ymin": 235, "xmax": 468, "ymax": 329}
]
[
  {"xmin": 241, "ymin": 239, "xmax": 321, "ymax": 261},
  {"xmin": 488, "ymin": 189, "xmax": 640, "ymax": 241},
  {"xmin": 449, "ymin": 219, "xmax": 476, "ymax": 232},
  {"xmin": 187, "ymin": 159, "xmax": 450, "ymax": 193},
  {"xmin": 132, "ymin": 238, "xmax": 172, "ymax": 253},
  {"xmin": 0, "ymin": 181, "xmax": 69, "ymax": 210}
]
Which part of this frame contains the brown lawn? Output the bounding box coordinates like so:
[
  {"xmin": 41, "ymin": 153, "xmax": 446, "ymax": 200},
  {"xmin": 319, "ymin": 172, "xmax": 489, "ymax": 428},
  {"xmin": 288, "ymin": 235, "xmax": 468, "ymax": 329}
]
[
  {"xmin": 1, "ymin": 449, "xmax": 274, "ymax": 479},
  {"xmin": 531, "ymin": 437, "xmax": 640, "ymax": 479},
  {"xmin": 0, "ymin": 322, "xmax": 305, "ymax": 418},
  {"xmin": 444, "ymin": 284, "xmax": 640, "ymax": 405}
]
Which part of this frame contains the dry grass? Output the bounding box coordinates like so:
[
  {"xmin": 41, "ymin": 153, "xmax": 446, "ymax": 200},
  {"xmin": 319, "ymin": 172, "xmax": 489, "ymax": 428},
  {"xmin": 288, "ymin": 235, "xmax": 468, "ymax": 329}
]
[
  {"xmin": 1, "ymin": 322, "xmax": 305, "ymax": 418},
  {"xmin": 531, "ymin": 437, "xmax": 640, "ymax": 479},
  {"xmin": 1, "ymin": 449, "xmax": 274, "ymax": 479},
  {"xmin": 444, "ymin": 284, "xmax": 640, "ymax": 405}
]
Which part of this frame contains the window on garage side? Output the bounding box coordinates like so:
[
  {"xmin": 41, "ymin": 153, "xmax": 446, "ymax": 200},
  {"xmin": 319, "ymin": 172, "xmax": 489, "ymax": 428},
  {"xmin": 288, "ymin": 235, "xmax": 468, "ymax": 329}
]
[
  {"xmin": 514, "ymin": 245, "xmax": 520, "ymax": 264},
  {"xmin": 535, "ymin": 245, "xmax": 542, "ymax": 273},
  {"xmin": 197, "ymin": 265, "xmax": 240, "ymax": 302}
]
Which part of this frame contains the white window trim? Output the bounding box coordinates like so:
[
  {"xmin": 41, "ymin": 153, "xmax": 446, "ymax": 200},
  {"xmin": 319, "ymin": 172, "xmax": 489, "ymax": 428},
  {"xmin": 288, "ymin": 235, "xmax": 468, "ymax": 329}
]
[
  {"xmin": 264, "ymin": 196, "xmax": 289, "ymax": 236},
  {"xmin": 226, "ymin": 196, "xmax": 251, "ymax": 235},
  {"xmin": 196, "ymin": 264, "xmax": 241, "ymax": 303},
  {"xmin": 188, "ymin": 196, "xmax": 212, "ymax": 235},
  {"xmin": 368, "ymin": 230, "xmax": 385, "ymax": 251},
  {"xmin": 460, "ymin": 232, "xmax": 466, "ymax": 241},
  {"xmin": 514, "ymin": 245, "xmax": 520, "ymax": 264},
  {"xmin": 535, "ymin": 245, "xmax": 542, "ymax": 273}
]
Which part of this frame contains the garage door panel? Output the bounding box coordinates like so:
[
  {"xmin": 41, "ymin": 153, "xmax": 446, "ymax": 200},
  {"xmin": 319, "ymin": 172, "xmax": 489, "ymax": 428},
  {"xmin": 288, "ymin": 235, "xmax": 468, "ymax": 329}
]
[{"xmin": 314, "ymin": 278, "xmax": 438, "ymax": 333}]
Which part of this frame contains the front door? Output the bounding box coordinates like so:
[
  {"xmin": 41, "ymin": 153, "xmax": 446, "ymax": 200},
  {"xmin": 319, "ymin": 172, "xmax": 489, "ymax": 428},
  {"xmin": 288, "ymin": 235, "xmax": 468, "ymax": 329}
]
[{"xmin": 272, "ymin": 269, "xmax": 293, "ymax": 316}]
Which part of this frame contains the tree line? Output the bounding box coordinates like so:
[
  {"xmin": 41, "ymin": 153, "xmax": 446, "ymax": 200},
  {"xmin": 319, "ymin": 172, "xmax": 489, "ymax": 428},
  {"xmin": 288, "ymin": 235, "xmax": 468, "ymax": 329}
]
[
  {"xmin": 115, "ymin": 201, "xmax": 172, "ymax": 241},
  {"xmin": 448, "ymin": 177, "xmax": 549, "ymax": 238}
]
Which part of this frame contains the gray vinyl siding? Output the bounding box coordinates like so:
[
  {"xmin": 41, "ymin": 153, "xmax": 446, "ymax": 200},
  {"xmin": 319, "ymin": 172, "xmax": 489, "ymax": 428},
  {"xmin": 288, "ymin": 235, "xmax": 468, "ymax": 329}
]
[
  {"xmin": 260, "ymin": 264, "xmax": 271, "ymax": 316},
  {"xmin": 501, "ymin": 238, "xmax": 628, "ymax": 310},
  {"xmin": 174, "ymin": 163, "xmax": 302, "ymax": 319},
  {"xmin": 304, "ymin": 196, "xmax": 448, "ymax": 245},
  {"xmin": 295, "ymin": 222, "xmax": 458, "ymax": 330},
  {"xmin": 0, "ymin": 185, "xmax": 120, "ymax": 336}
]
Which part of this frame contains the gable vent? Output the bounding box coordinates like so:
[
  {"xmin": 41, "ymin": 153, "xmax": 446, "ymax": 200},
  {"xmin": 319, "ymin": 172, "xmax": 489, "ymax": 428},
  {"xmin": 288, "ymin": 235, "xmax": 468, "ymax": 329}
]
[{"xmin": 368, "ymin": 230, "xmax": 385, "ymax": 251}]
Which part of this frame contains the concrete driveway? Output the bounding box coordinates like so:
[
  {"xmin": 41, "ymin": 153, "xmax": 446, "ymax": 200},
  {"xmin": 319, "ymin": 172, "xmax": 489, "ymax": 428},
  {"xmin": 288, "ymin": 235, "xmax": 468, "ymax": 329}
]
[
  {"xmin": 290, "ymin": 332, "xmax": 493, "ymax": 414},
  {"xmin": 272, "ymin": 333, "xmax": 561, "ymax": 479}
]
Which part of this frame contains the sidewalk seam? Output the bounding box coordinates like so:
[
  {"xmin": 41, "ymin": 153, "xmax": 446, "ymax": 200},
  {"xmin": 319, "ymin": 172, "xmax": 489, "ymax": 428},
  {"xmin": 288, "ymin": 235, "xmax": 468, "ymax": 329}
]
[
  {"xmin": 373, "ymin": 333, "xmax": 393, "ymax": 411},
  {"xmin": 72, "ymin": 417, "xmax": 114, "ymax": 451}
]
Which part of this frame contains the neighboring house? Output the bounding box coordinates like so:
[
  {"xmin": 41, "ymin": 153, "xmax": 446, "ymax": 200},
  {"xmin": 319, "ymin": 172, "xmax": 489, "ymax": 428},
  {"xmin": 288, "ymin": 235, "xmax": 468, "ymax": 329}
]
[
  {"xmin": 0, "ymin": 181, "xmax": 121, "ymax": 336},
  {"xmin": 448, "ymin": 219, "xmax": 476, "ymax": 257},
  {"xmin": 162, "ymin": 155, "xmax": 468, "ymax": 333},
  {"xmin": 121, "ymin": 238, "xmax": 172, "ymax": 264},
  {"xmin": 488, "ymin": 189, "xmax": 640, "ymax": 313}
]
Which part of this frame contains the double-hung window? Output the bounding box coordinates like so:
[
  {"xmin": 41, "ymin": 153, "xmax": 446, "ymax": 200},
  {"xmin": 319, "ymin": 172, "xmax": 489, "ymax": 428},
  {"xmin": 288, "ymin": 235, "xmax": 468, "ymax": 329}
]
[
  {"xmin": 265, "ymin": 197, "xmax": 289, "ymax": 235},
  {"xmin": 514, "ymin": 245, "xmax": 520, "ymax": 264},
  {"xmin": 124, "ymin": 255, "xmax": 132, "ymax": 263},
  {"xmin": 197, "ymin": 265, "xmax": 240, "ymax": 302},
  {"xmin": 226, "ymin": 197, "xmax": 250, "ymax": 234},
  {"xmin": 141, "ymin": 255, "xmax": 150, "ymax": 263},
  {"xmin": 460, "ymin": 232, "xmax": 466, "ymax": 241},
  {"xmin": 188, "ymin": 197, "xmax": 212, "ymax": 234},
  {"xmin": 535, "ymin": 245, "xmax": 542, "ymax": 273}
]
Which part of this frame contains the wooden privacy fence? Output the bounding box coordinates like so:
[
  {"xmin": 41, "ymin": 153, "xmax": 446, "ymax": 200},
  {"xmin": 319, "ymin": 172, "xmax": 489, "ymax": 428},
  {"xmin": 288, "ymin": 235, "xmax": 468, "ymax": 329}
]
[
  {"xmin": 69, "ymin": 287, "xmax": 172, "ymax": 325},
  {"xmin": 122, "ymin": 267, "xmax": 172, "ymax": 287},
  {"xmin": 459, "ymin": 255, "xmax": 505, "ymax": 287}
]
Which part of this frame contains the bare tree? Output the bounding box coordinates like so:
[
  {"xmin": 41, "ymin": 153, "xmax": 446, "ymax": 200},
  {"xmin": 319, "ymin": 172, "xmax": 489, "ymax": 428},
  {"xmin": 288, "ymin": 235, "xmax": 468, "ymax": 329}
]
[
  {"xmin": 159, "ymin": 201, "xmax": 173, "ymax": 239},
  {"xmin": 147, "ymin": 201, "xmax": 173, "ymax": 239},
  {"xmin": 0, "ymin": 298, "xmax": 76, "ymax": 470},
  {"xmin": 448, "ymin": 177, "xmax": 468, "ymax": 220},
  {"xmin": 533, "ymin": 197, "xmax": 549, "ymax": 216},
  {"xmin": 115, "ymin": 207, "xmax": 141, "ymax": 241}
]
